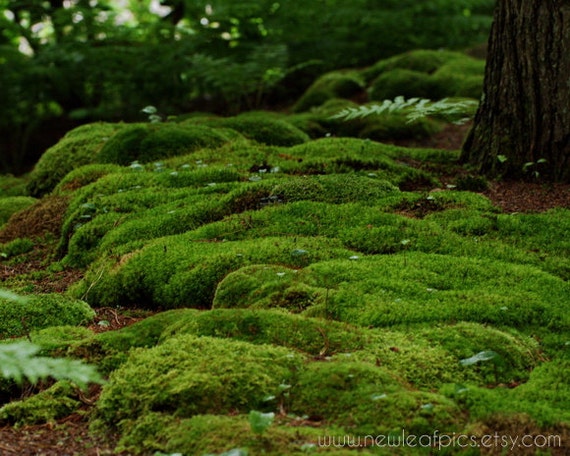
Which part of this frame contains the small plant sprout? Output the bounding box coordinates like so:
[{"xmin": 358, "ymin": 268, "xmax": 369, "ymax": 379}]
[
  {"xmin": 141, "ymin": 105, "xmax": 163, "ymax": 123},
  {"xmin": 248, "ymin": 410, "xmax": 275, "ymax": 435}
]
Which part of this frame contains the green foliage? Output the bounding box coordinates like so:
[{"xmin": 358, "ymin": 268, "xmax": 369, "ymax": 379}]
[
  {"xmin": 0, "ymin": 293, "xmax": 95, "ymax": 338},
  {"xmin": 248, "ymin": 410, "xmax": 274, "ymax": 435}
]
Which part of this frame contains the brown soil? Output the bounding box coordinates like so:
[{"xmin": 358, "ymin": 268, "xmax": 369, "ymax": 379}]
[{"xmin": 1, "ymin": 122, "xmax": 570, "ymax": 455}]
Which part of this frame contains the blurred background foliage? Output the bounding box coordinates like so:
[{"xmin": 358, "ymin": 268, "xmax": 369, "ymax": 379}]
[{"xmin": 0, "ymin": 0, "xmax": 495, "ymax": 174}]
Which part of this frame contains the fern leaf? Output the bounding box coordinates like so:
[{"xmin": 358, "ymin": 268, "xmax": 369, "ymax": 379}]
[{"xmin": 331, "ymin": 97, "xmax": 479, "ymax": 125}]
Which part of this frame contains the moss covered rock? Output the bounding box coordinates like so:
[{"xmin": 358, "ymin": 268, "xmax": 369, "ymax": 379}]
[{"xmin": 0, "ymin": 294, "xmax": 94, "ymax": 338}]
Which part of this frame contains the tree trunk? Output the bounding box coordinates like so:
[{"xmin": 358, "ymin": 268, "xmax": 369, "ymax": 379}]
[{"xmin": 460, "ymin": 0, "xmax": 570, "ymax": 181}]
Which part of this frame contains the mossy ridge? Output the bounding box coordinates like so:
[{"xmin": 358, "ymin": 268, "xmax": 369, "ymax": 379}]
[
  {"xmin": 160, "ymin": 308, "xmax": 368, "ymax": 357},
  {"xmin": 290, "ymin": 359, "xmax": 462, "ymax": 436},
  {"xmin": 274, "ymin": 253, "xmax": 570, "ymax": 331},
  {"xmin": 0, "ymin": 293, "xmax": 95, "ymax": 338},
  {"xmin": 97, "ymin": 122, "xmax": 232, "ymax": 166},
  {"xmin": 69, "ymin": 309, "xmax": 191, "ymax": 374},
  {"xmin": 276, "ymin": 137, "xmax": 437, "ymax": 187},
  {"xmin": 73, "ymin": 235, "xmax": 355, "ymax": 309},
  {"xmin": 0, "ymin": 174, "xmax": 28, "ymax": 198},
  {"xmin": 361, "ymin": 49, "xmax": 471, "ymax": 84},
  {"xmin": 53, "ymin": 163, "xmax": 123, "ymax": 195},
  {"xmin": 94, "ymin": 334, "xmax": 303, "ymax": 432},
  {"xmin": 0, "ymin": 381, "xmax": 80, "ymax": 426},
  {"xmin": 66, "ymin": 174, "xmax": 398, "ymax": 271},
  {"xmin": 191, "ymin": 113, "xmax": 311, "ymax": 147},
  {"xmin": 26, "ymin": 122, "xmax": 124, "ymax": 197},
  {"xmin": 442, "ymin": 360, "xmax": 570, "ymax": 428}
]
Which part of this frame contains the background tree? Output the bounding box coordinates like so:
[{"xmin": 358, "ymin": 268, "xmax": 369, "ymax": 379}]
[{"xmin": 461, "ymin": 0, "xmax": 570, "ymax": 181}]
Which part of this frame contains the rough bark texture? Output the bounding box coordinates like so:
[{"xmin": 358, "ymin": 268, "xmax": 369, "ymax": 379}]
[{"xmin": 461, "ymin": 0, "xmax": 570, "ymax": 181}]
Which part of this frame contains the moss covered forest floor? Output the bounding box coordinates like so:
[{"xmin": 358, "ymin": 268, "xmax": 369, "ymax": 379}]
[
  {"xmin": 1, "ymin": 49, "xmax": 570, "ymax": 455},
  {"xmin": 1, "ymin": 122, "xmax": 570, "ymax": 455}
]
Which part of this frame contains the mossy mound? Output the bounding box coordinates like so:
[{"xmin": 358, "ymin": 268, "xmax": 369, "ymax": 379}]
[
  {"xmin": 226, "ymin": 253, "xmax": 569, "ymax": 331},
  {"xmin": 293, "ymin": 71, "xmax": 365, "ymax": 112},
  {"xmin": 0, "ymin": 381, "xmax": 80, "ymax": 426},
  {"xmin": 72, "ymin": 236, "xmax": 354, "ymax": 309},
  {"xmin": 53, "ymin": 163, "xmax": 123, "ymax": 195},
  {"xmin": 161, "ymin": 308, "xmax": 367, "ymax": 356},
  {"xmin": 0, "ymin": 196, "xmax": 37, "ymax": 225},
  {"xmin": 197, "ymin": 113, "xmax": 310, "ymax": 147},
  {"xmin": 0, "ymin": 294, "xmax": 94, "ymax": 338},
  {"xmin": 362, "ymin": 49, "xmax": 476, "ymax": 84},
  {"xmin": 97, "ymin": 123, "xmax": 231, "ymax": 166},
  {"xmin": 94, "ymin": 335, "xmax": 303, "ymax": 432},
  {"xmin": 0, "ymin": 195, "xmax": 69, "ymax": 243},
  {"xmin": 290, "ymin": 359, "xmax": 461, "ymax": 435},
  {"xmin": 0, "ymin": 175, "xmax": 28, "ymax": 197},
  {"xmin": 26, "ymin": 122, "xmax": 124, "ymax": 197}
]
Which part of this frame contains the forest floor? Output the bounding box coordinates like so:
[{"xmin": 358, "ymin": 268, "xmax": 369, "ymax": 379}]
[{"xmin": 1, "ymin": 123, "xmax": 569, "ymax": 455}]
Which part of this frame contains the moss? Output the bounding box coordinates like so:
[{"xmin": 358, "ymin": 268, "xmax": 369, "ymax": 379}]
[
  {"xmin": 0, "ymin": 293, "xmax": 95, "ymax": 338},
  {"xmin": 442, "ymin": 361, "xmax": 570, "ymax": 427},
  {"xmin": 0, "ymin": 195, "xmax": 69, "ymax": 243},
  {"xmin": 0, "ymin": 174, "xmax": 28, "ymax": 197},
  {"xmin": 362, "ymin": 49, "xmax": 469, "ymax": 84},
  {"xmin": 0, "ymin": 237, "xmax": 35, "ymax": 259},
  {"xmin": 97, "ymin": 123, "xmax": 230, "ymax": 165},
  {"xmin": 70, "ymin": 309, "xmax": 191, "ymax": 374},
  {"xmin": 290, "ymin": 359, "xmax": 462, "ymax": 435},
  {"xmin": 366, "ymin": 52, "xmax": 484, "ymax": 101},
  {"xmin": 369, "ymin": 69, "xmax": 439, "ymax": 101},
  {"xmin": 200, "ymin": 114, "xmax": 310, "ymax": 147},
  {"xmin": 116, "ymin": 412, "xmax": 377, "ymax": 456},
  {"xmin": 29, "ymin": 325, "xmax": 93, "ymax": 353},
  {"xmin": 293, "ymin": 253, "xmax": 570, "ymax": 331},
  {"xmin": 277, "ymin": 137, "xmax": 436, "ymax": 188},
  {"xmin": 26, "ymin": 122, "xmax": 124, "ymax": 197},
  {"xmin": 53, "ymin": 163, "xmax": 123, "ymax": 195},
  {"xmin": 161, "ymin": 308, "xmax": 367, "ymax": 356},
  {"xmin": 293, "ymin": 71, "xmax": 365, "ymax": 112},
  {"xmin": 0, "ymin": 381, "xmax": 80, "ymax": 426},
  {"xmin": 94, "ymin": 335, "xmax": 303, "ymax": 431},
  {"xmin": 0, "ymin": 196, "xmax": 37, "ymax": 225},
  {"xmin": 73, "ymin": 235, "xmax": 353, "ymax": 309}
]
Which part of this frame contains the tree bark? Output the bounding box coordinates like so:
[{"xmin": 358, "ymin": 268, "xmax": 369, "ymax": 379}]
[{"xmin": 460, "ymin": 0, "xmax": 570, "ymax": 181}]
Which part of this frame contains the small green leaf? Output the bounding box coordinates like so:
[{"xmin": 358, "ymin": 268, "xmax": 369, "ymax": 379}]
[
  {"xmin": 497, "ymin": 155, "xmax": 508, "ymax": 163},
  {"xmin": 248, "ymin": 410, "xmax": 274, "ymax": 435}
]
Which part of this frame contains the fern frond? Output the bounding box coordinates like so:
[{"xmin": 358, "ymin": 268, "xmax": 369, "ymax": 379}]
[
  {"xmin": 331, "ymin": 97, "xmax": 479, "ymax": 125},
  {"xmin": 0, "ymin": 341, "xmax": 105, "ymax": 390}
]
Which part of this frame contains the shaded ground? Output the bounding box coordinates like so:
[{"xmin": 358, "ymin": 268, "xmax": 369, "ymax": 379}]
[{"xmin": 1, "ymin": 123, "xmax": 570, "ymax": 455}]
